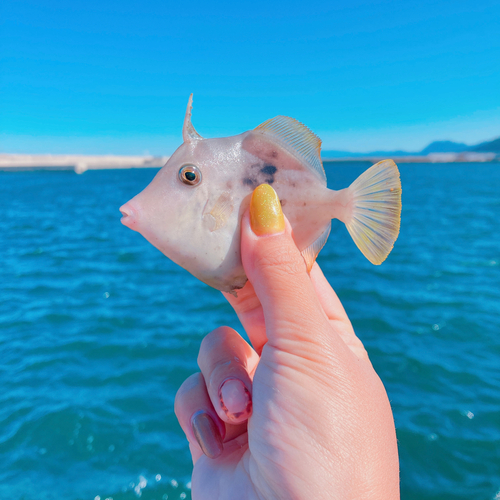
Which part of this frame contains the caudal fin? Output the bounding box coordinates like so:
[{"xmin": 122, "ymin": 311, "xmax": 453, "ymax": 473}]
[{"xmin": 345, "ymin": 159, "xmax": 401, "ymax": 265}]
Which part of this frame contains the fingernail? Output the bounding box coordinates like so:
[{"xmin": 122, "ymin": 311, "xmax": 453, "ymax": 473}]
[
  {"xmin": 219, "ymin": 378, "xmax": 252, "ymax": 420},
  {"xmin": 250, "ymin": 184, "xmax": 285, "ymax": 236},
  {"xmin": 191, "ymin": 411, "xmax": 223, "ymax": 459}
]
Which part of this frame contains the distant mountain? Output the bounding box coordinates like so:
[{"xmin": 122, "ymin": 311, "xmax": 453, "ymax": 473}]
[
  {"xmin": 321, "ymin": 150, "xmax": 412, "ymax": 158},
  {"xmin": 420, "ymin": 141, "xmax": 468, "ymax": 155},
  {"xmin": 469, "ymin": 137, "xmax": 500, "ymax": 153},
  {"xmin": 322, "ymin": 136, "xmax": 500, "ymax": 158}
]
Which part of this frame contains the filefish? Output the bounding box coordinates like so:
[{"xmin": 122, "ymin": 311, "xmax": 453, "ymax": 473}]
[{"xmin": 120, "ymin": 95, "xmax": 402, "ymax": 293}]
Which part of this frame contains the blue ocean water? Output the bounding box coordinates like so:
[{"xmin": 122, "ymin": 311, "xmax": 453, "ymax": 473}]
[{"xmin": 1, "ymin": 163, "xmax": 499, "ymax": 499}]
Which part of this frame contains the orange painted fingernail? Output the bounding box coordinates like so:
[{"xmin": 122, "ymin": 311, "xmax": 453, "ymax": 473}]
[{"xmin": 250, "ymin": 184, "xmax": 285, "ymax": 236}]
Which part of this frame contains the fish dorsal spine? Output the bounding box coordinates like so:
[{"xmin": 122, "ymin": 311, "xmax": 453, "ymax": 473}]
[
  {"xmin": 254, "ymin": 116, "xmax": 326, "ymax": 185},
  {"xmin": 183, "ymin": 94, "xmax": 204, "ymax": 143}
]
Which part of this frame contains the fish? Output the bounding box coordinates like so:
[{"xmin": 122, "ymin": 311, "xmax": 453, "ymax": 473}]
[{"xmin": 120, "ymin": 95, "xmax": 402, "ymax": 293}]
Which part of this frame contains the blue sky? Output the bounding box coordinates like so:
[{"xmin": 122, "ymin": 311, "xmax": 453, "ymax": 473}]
[{"xmin": 1, "ymin": 0, "xmax": 499, "ymax": 155}]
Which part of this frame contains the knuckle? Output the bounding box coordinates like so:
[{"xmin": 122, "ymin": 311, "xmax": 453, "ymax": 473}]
[
  {"xmin": 174, "ymin": 372, "xmax": 203, "ymax": 416},
  {"xmin": 198, "ymin": 326, "xmax": 237, "ymax": 364}
]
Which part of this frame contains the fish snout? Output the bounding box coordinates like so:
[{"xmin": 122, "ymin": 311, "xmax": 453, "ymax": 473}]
[{"xmin": 119, "ymin": 201, "xmax": 139, "ymax": 230}]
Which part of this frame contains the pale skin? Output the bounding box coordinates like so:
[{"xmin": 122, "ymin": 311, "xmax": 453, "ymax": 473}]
[{"xmin": 174, "ymin": 209, "xmax": 400, "ymax": 499}]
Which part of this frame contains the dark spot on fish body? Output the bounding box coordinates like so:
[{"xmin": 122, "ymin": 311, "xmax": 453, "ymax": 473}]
[
  {"xmin": 260, "ymin": 165, "xmax": 277, "ymax": 176},
  {"xmin": 271, "ymin": 150, "xmax": 278, "ymax": 159},
  {"xmin": 226, "ymin": 180, "xmax": 233, "ymax": 189},
  {"xmin": 303, "ymin": 202, "xmax": 306, "ymax": 206},
  {"xmin": 260, "ymin": 165, "xmax": 277, "ymax": 184},
  {"xmin": 280, "ymin": 199, "xmax": 286, "ymax": 207},
  {"xmin": 243, "ymin": 177, "xmax": 258, "ymax": 187},
  {"xmin": 243, "ymin": 164, "xmax": 278, "ymax": 188}
]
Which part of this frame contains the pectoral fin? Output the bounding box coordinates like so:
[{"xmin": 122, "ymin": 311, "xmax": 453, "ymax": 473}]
[{"xmin": 203, "ymin": 192, "xmax": 234, "ymax": 232}]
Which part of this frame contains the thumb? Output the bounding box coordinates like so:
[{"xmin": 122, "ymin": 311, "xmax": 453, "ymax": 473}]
[{"xmin": 241, "ymin": 184, "xmax": 339, "ymax": 356}]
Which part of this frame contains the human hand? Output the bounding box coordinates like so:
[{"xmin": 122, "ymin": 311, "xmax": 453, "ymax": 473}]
[{"xmin": 175, "ymin": 184, "xmax": 399, "ymax": 499}]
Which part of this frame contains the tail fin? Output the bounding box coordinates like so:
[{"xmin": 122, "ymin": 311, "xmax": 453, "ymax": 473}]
[{"xmin": 345, "ymin": 159, "xmax": 401, "ymax": 265}]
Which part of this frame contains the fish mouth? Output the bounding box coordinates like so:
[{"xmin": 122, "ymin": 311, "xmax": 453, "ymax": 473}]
[{"xmin": 119, "ymin": 202, "xmax": 137, "ymax": 229}]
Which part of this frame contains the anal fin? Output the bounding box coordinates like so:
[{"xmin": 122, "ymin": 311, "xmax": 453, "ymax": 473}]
[{"xmin": 301, "ymin": 222, "xmax": 331, "ymax": 272}]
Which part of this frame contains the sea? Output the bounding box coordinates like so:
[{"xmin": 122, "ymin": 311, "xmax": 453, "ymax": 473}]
[{"xmin": 1, "ymin": 162, "xmax": 499, "ymax": 500}]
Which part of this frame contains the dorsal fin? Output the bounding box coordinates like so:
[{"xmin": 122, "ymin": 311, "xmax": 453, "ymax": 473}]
[
  {"xmin": 301, "ymin": 222, "xmax": 331, "ymax": 272},
  {"xmin": 254, "ymin": 116, "xmax": 326, "ymax": 184}
]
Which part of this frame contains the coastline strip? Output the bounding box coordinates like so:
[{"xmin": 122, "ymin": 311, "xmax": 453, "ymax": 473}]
[
  {"xmin": 0, "ymin": 154, "xmax": 169, "ymax": 173},
  {"xmin": 0, "ymin": 152, "xmax": 497, "ymax": 174}
]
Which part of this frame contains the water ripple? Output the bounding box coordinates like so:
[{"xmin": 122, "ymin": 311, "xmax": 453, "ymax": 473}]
[{"xmin": 1, "ymin": 165, "xmax": 499, "ymax": 499}]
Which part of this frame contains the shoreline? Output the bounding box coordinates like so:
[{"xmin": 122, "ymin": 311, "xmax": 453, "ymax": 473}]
[
  {"xmin": 0, "ymin": 154, "xmax": 169, "ymax": 173},
  {"xmin": 0, "ymin": 152, "xmax": 498, "ymax": 173}
]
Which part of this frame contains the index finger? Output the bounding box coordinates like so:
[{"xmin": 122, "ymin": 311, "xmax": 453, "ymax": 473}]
[{"xmin": 222, "ymin": 281, "xmax": 267, "ymax": 355}]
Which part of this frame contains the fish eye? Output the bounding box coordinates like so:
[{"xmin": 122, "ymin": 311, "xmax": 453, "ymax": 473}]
[{"xmin": 178, "ymin": 164, "xmax": 202, "ymax": 186}]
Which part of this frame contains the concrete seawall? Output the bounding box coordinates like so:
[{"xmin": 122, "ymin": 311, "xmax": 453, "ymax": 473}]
[
  {"xmin": 1, "ymin": 152, "xmax": 497, "ymax": 173},
  {"xmin": 0, "ymin": 154, "xmax": 169, "ymax": 173}
]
